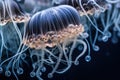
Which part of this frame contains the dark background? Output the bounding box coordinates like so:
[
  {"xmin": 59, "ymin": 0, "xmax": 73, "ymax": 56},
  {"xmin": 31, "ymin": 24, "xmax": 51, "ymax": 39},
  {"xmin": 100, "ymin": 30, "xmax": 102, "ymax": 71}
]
[
  {"xmin": 0, "ymin": 1, "xmax": 120, "ymax": 80},
  {"xmin": 51, "ymin": 40, "xmax": 120, "ymax": 80},
  {"xmin": 0, "ymin": 39, "xmax": 120, "ymax": 80}
]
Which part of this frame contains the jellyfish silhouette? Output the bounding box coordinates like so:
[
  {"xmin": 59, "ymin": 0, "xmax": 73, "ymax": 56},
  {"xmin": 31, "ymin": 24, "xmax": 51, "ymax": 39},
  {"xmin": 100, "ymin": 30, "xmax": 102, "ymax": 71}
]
[{"xmin": 22, "ymin": 5, "xmax": 89, "ymax": 79}]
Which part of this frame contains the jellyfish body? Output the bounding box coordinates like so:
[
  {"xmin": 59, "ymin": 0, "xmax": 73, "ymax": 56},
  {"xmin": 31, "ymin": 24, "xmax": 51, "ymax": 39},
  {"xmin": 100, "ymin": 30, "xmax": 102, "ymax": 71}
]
[
  {"xmin": 0, "ymin": 0, "xmax": 29, "ymax": 25},
  {"xmin": 24, "ymin": 5, "xmax": 84, "ymax": 49},
  {"xmin": 22, "ymin": 5, "xmax": 89, "ymax": 79}
]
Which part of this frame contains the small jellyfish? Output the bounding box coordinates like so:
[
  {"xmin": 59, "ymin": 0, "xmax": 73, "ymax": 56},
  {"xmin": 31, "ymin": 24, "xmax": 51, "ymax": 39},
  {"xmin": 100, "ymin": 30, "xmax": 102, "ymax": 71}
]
[
  {"xmin": 23, "ymin": 5, "xmax": 89, "ymax": 79},
  {"xmin": 0, "ymin": 0, "xmax": 29, "ymax": 26}
]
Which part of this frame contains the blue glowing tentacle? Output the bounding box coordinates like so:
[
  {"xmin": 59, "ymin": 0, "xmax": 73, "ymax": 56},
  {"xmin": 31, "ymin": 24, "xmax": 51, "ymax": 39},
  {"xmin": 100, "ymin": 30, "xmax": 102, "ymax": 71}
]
[
  {"xmin": 74, "ymin": 38, "xmax": 87, "ymax": 65},
  {"xmin": 48, "ymin": 44, "xmax": 63, "ymax": 78},
  {"xmin": 116, "ymin": 15, "xmax": 120, "ymax": 32},
  {"xmin": 91, "ymin": 17, "xmax": 100, "ymax": 51},
  {"xmin": 84, "ymin": 38, "xmax": 91, "ymax": 62},
  {"xmin": 103, "ymin": 5, "xmax": 113, "ymax": 32},
  {"xmin": 113, "ymin": 11, "xmax": 120, "ymax": 32},
  {"xmin": 6, "ymin": 58, "xmax": 14, "ymax": 71},
  {"xmin": 55, "ymin": 40, "xmax": 72, "ymax": 74},
  {"xmin": 0, "ymin": 44, "xmax": 28, "ymax": 67},
  {"xmin": 44, "ymin": 47, "xmax": 71, "ymax": 63},
  {"xmin": 12, "ymin": 58, "xmax": 19, "ymax": 80},
  {"xmin": 35, "ymin": 49, "xmax": 44, "ymax": 80},
  {"xmin": 5, "ymin": 0, "xmax": 22, "ymax": 42},
  {"xmin": 0, "ymin": 30, "xmax": 4, "ymax": 62},
  {"xmin": 87, "ymin": 0, "xmax": 105, "ymax": 12},
  {"xmin": 68, "ymin": 37, "xmax": 77, "ymax": 65},
  {"xmin": 106, "ymin": 0, "xmax": 120, "ymax": 3},
  {"xmin": 0, "ymin": 28, "xmax": 9, "ymax": 56}
]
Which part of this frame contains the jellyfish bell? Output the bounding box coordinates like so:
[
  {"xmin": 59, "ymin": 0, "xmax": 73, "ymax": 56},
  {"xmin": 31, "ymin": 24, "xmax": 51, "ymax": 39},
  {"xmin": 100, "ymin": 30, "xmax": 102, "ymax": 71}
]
[
  {"xmin": 23, "ymin": 5, "xmax": 85, "ymax": 49},
  {"xmin": 0, "ymin": 0, "xmax": 29, "ymax": 26}
]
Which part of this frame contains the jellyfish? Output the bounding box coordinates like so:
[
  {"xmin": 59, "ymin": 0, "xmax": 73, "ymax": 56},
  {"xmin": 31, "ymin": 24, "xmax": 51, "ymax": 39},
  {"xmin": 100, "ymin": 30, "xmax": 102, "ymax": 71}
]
[
  {"xmin": 22, "ymin": 5, "xmax": 89, "ymax": 79},
  {"xmin": 77, "ymin": 0, "xmax": 120, "ymax": 52},
  {"xmin": 0, "ymin": 0, "xmax": 29, "ymax": 25},
  {"xmin": 0, "ymin": 0, "xmax": 30, "ymax": 56},
  {"xmin": 96, "ymin": 1, "xmax": 120, "ymax": 44},
  {"xmin": 0, "ymin": 0, "xmax": 30, "ymax": 78}
]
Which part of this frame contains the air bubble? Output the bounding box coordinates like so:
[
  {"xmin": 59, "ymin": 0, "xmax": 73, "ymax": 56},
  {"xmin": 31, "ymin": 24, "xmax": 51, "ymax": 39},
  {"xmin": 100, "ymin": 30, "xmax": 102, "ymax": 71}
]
[
  {"xmin": 5, "ymin": 71, "xmax": 11, "ymax": 77},
  {"xmin": 64, "ymin": 48, "xmax": 69, "ymax": 53},
  {"xmin": 41, "ymin": 67, "xmax": 46, "ymax": 72},
  {"xmin": 74, "ymin": 61, "xmax": 79, "ymax": 65},
  {"xmin": 102, "ymin": 36, "xmax": 109, "ymax": 42},
  {"xmin": 48, "ymin": 73, "xmax": 53, "ymax": 78},
  {"xmin": 85, "ymin": 55, "xmax": 91, "ymax": 62},
  {"xmin": 105, "ymin": 31, "xmax": 112, "ymax": 38},
  {"xmin": 93, "ymin": 45, "xmax": 100, "ymax": 51},
  {"xmin": 30, "ymin": 71, "xmax": 36, "ymax": 77},
  {"xmin": 37, "ymin": 71, "xmax": 42, "ymax": 76},
  {"xmin": 21, "ymin": 53, "xmax": 26, "ymax": 59},
  {"xmin": 17, "ymin": 67, "xmax": 24, "ymax": 75},
  {"xmin": 78, "ymin": 45, "xmax": 83, "ymax": 51},
  {"xmin": 106, "ymin": 4, "xmax": 112, "ymax": 10},
  {"xmin": 82, "ymin": 32, "xmax": 89, "ymax": 38}
]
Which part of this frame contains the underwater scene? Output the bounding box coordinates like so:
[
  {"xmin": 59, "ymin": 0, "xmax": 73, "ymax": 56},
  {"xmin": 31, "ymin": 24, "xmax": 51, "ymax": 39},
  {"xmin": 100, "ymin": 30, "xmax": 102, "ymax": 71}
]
[{"xmin": 0, "ymin": 0, "xmax": 120, "ymax": 80}]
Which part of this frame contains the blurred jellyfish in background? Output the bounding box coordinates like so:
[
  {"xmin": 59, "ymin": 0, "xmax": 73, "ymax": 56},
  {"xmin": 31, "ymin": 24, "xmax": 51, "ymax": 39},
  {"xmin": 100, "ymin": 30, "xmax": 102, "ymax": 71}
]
[
  {"xmin": 0, "ymin": 0, "xmax": 120, "ymax": 80},
  {"xmin": 53, "ymin": 0, "xmax": 120, "ymax": 51},
  {"xmin": 0, "ymin": 0, "xmax": 29, "ymax": 25},
  {"xmin": 0, "ymin": 0, "xmax": 30, "ymax": 51},
  {"xmin": 97, "ymin": 1, "xmax": 120, "ymax": 44},
  {"xmin": 53, "ymin": 0, "xmax": 107, "ymax": 15},
  {"xmin": 0, "ymin": 0, "xmax": 29, "ymax": 79},
  {"xmin": 0, "ymin": 0, "xmax": 28, "ymax": 58},
  {"xmin": 84, "ymin": 0, "xmax": 120, "ymax": 52},
  {"xmin": 15, "ymin": 0, "xmax": 55, "ymax": 13}
]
